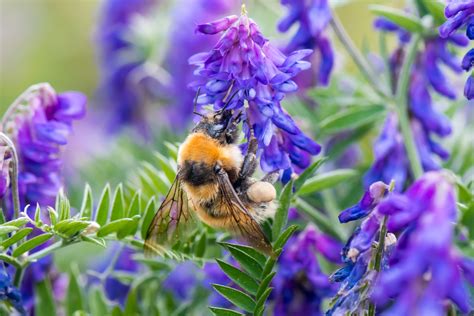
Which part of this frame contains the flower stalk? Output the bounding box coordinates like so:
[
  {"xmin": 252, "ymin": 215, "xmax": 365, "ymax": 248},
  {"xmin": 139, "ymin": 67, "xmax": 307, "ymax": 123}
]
[
  {"xmin": 0, "ymin": 132, "xmax": 20, "ymax": 219},
  {"xmin": 394, "ymin": 33, "xmax": 423, "ymax": 179}
]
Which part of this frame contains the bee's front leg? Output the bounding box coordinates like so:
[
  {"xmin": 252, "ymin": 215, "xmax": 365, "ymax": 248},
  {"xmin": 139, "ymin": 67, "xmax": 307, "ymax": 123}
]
[{"xmin": 238, "ymin": 135, "xmax": 258, "ymax": 181}]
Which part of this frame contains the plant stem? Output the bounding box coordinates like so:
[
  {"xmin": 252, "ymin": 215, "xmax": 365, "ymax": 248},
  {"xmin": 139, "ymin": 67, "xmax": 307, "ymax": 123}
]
[
  {"xmin": 26, "ymin": 240, "xmax": 65, "ymax": 262},
  {"xmin": 0, "ymin": 132, "xmax": 21, "ymax": 219},
  {"xmin": 394, "ymin": 33, "xmax": 424, "ymax": 179},
  {"xmin": 330, "ymin": 12, "xmax": 390, "ymax": 100},
  {"xmin": 13, "ymin": 266, "xmax": 24, "ymax": 287}
]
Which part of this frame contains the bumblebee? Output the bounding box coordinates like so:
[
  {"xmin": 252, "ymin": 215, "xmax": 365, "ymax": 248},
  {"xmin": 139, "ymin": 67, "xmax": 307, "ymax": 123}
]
[{"xmin": 144, "ymin": 109, "xmax": 277, "ymax": 255}]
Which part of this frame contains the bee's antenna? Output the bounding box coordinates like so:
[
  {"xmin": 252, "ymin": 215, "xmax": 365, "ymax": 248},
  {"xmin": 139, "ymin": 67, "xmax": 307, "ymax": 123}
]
[{"xmin": 193, "ymin": 87, "xmax": 204, "ymax": 117}]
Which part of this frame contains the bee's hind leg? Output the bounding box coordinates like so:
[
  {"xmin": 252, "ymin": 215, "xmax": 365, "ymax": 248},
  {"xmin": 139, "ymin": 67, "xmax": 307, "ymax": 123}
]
[{"xmin": 238, "ymin": 135, "xmax": 258, "ymax": 181}]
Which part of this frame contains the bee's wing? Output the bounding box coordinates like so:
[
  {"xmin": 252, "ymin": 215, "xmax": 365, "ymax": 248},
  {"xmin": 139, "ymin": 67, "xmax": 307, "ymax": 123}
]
[
  {"xmin": 216, "ymin": 168, "xmax": 273, "ymax": 255},
  {"xmin": 144, "ymin": 175, "xmax": 195, "ymax": 256}
]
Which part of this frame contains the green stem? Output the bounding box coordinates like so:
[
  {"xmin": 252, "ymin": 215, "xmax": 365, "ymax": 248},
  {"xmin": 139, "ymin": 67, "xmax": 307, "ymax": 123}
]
[
  {"xmin": 13, "ymin": 266, "xmax": 24, "ymax": 287},
  {"xmin": 26, "ymin": 240, "xmax": 66, "ymax": 262},
  {"xmin": 395, "ymin": 34, "xmax": 424, "ymax": 179},
  {"xmin": 0, "ymin": 133, "xmax": 21, "ymax": 219},
  {"xmin": 0, "ymin": 254, "xmax": 22, "ymax": 269},
  {"xmin": 330, "ymin": 12, "xmax": 390, "ymax": 100}
]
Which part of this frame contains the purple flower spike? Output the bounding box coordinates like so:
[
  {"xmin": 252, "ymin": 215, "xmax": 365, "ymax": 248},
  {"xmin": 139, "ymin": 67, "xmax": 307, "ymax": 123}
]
[
  {"xmin": 190, "ymin": 7, "xmax": 320, "ymax": 174},
  {"xmin": 339, "ymin": 181, "xmax": 388, "ymax": 223},
  {"xmin": 3, "ymin": 83, "xmax": 86, "ymax": 208},
  {"xmin": 372, "ymin": 171, "xmax": 474, "ymax": 314},
  {"xmin": 272, "ymin": 225, "xmax": 341, "ymax": 315},
  {"xmin": 278, "ymin": 0, "xmax": 334, "ymax": 88}
]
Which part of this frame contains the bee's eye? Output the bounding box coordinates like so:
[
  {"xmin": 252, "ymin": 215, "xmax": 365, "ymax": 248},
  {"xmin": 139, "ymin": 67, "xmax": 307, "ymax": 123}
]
[{"xmin": 214, "ymin": 164, "xmax": 222, "ymax": 173}]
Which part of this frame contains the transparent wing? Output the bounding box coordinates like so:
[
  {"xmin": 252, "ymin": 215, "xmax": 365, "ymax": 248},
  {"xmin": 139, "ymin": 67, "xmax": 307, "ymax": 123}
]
[
  {"xmin": 144, "ymin": 176, "xmax": 195, "ymax": 256},
  {"xmin": 216, "ymin": 168, "xmax": 273, "ymax": 254}
]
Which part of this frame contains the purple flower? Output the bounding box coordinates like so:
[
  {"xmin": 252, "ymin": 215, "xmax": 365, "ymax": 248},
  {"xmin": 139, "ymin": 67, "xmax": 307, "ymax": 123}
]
[
  {"xmin": 96, "ymin": 0, "xmax": 157, "ymax": 134},
  {"xmin": 3, "ymin": 84, "xmax": 86, "ymax": 208},
  {"xmin": 272, "ymin": 225, "xmax": 341, "ymax": 316},
  {"xmin": 90, "ymin": 245, "xmax": 140, "ymax": 305},
  {"xmin": 372, "ymin": 171, "xmax": 474, "ymax": 315},
  {"xmin": 339, "ymin": 181, "xmax": 388, "ymax": 223},
  {"xmin": 190, "ymin": 7, "xmax": 320, "ymax": 175},
  {"xmin": 374, "ymin": 17, "xmax": 410, "ymax": 43},
  {"xmin": 0, "ymin": 265, "xmax": 25, "ymax": 315},
  {"xmin": 439, "ymin": 1, "xmax": 474, "ymax": 100},
  {"xmin": 0, "ymin": 146, "xmax": 11, "ymax": 199},
  {"xmin": 163, "ymin": 0, "xmax": 238, "ymax": 129},
  {"xmin": 163, "ymin": 262, "xmax": 199, "ymax": 300},
  {"xmin": 278, "ymin": 0, "xmax": 334, "ymax": 86}
]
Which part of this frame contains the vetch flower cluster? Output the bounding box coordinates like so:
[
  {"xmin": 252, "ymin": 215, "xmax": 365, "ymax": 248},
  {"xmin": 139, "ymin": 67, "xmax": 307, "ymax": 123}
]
[
  {"xmin": 327, "ymin": 181, "xmax": 392, "ymax": 315},
  {"xmin": 190, "ymin": 6, "xmax": 321, "ymax": 176},
  {"xmin": 272, "ymin": 225, "xmax": 341, "ymax": 315},
  {"xmin": 440, "ymin": 0, "xmax": 474, "ymax": 99},
  {"xmin": 365, "ymin": 18, "xmax": 464, "ymax": 188},
  {"xmin": 278, "ymin": 0, "xmax": 334, "ymax": 86},
  {"xmin": 372, "ymin": 171, "xmax": 474, "ymax": 314},
  {"xmin": 97, "ymin": 0, "xmax": 157, "ymax": 134},
  {"xmin": 0, "ymin": 265, "xmax": 25, "ymax": 315},
  {"xmin": 2, "ymin": 83, "xmax": 86, "ymax": 208}
]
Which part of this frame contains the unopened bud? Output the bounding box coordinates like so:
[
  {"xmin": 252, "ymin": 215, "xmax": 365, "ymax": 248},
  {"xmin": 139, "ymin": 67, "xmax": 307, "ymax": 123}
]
[{"xmin": 82, "ymin": 222, "xmax": 100, "ymax": 235}]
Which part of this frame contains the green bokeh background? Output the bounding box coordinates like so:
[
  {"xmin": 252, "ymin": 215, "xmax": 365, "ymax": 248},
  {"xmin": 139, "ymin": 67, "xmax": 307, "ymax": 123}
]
[{"xmin": 0, "ymin": 0, "xmax": 402, "ymax": 114}]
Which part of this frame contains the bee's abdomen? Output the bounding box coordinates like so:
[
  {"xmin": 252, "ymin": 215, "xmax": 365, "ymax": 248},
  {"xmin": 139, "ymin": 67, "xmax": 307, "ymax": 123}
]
[{"xmin": 180, "ymin": 161, "xmax": 215, "ymax": 186}]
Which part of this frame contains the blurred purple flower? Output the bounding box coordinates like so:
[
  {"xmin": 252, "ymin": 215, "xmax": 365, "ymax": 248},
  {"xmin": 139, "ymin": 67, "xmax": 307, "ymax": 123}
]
[
  {"xmin": 372, "ymin": 171, "xmax": 474, "ymax": 315},
  {"xmin": 97, "ymin": 0, "xmax": 157, "ymax": 134},
  {"xmin": 439, "ymin": 1, "xmax": 474, "ymax": 100},
  {"xmin": 374, "ymin": 17, "xmax": 411, "ymax": 43},
  {"xmin": 1, "ymin": 84, "xmax": 85, "ymax": 312},
  {"xmin": 90, "ymin": 246, "xmax": 140, "ymax": 305},
  {"xmin": 0, "ymin": 265, "xmax": 25, "ymax": 315},
  {"xmin": 272, "ymin": 225, "xmax": 341, "ymax": 315},
  {"xmin": 163, "ymin": 262, "xmax": 199, "ymax": 300},
  {"xmin": 191, "ymin": 8, "xmax": 320, "ymax": 175},
  {"xmin": 164, "ymin": 0, "xmax": 238, "ymax": 129},
  {"xmin": 278, "ymin": 0, "xmax": 334, "ymax": 86}
]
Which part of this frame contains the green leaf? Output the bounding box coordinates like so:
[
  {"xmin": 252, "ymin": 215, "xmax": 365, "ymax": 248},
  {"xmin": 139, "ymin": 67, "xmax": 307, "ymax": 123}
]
[
  {"xmin": 110, "ymin": 184, "xmax": 125, "ymax": 221},
  {"xmin": 66, "ymin": 265, "xmax": 84, "ymax": 316},
  {"xmin": 222, "ymin": 244, "xmax": 264, "ymax": 279},
  {"xmin": 320, "ymin": 105, "xmax": 385, "ymax": 135},
  {"xmin": 209, "ymin": 307, "xmax": 244, "ymax": 316},
  {"xmin": 0, "ymin": 225, "xmax": 18, "ymax": 235},
  {"xmin": 256, "ymin": 271, "xmax": 276, "ymax": 299},
  {"xmin": 97, "ymin": 218, "xmax": 134, "ymax": 237},
  {"xmin": 220, "ymin": 243, "xmax": 266, "ymax": 267},
  {"xmin": 116, "ymin": 215, "xmax": 141, "ymax": 239},
  {"xmin": 57, "ymin": 220, "xmax": 92, "ymax": 237},
  {"xmin": 127, "ymin": 191, "xmax": 141, "ymax": 218},
  {"xmin": 140, "ymin": 163, "xmax": 170, "ymax": 196},
  {"xmin": 273, "ymin": 225, "xmax": 298, "ymax": 250},
  {"xmin": 194, "ymin": 233, "xmax": 207, "ymax": 257},
  {"xmin": 216, "ymin": 259, "xmax": 259, "ymax": 295},
  {"xmin": 95, "ymin": 184, "xmax": 111, "ymax": 226},
  {"xmin": 34, "ymin": 203, "xmax": 42, "ymax": 224},
  {"xmin": 47, "ymin": 207, "xmax": 58, "ymax": 226},
  {"xmin": 79, "ymin": 184, "xmax": 93, "ymax": 219},
  {"xmin": 0, "ymin": 228, "xmax": 33, "ymax": 249},
  {"xmin": 35, "ymin": 279, "xmax": 56, "ymax": 316},
  {"xmin": 2, "ymin": 217, "xmax": 29, "ymax": 228},
  {"xmin": 80, "ymin": 235, "xmax": 106, "ymax": 248},
  {"xmin": 164, "ymin": 142, "xmax": 179, "ymax": 160},
  {"xmin": 299, "ymin": 169, "xmax": 359, "ymax": 195},
  {"xmin": 124, "ymin": 288, "xmax": 139, "ymax": 315},
  {"xmin": 155, "ymin": 152, "xmax": 177, "ymax": 182},
  {"xmin": 56, "ymin": 190, "xmax": 71, "ymax": 221},
  {"xmin": 141, "ymin": 198, "xmax": 156, "ymax": 239},
  {"xmin": 369, "ymin": 5, "xmax": 423, "ymax": 33},
  {"xmin": 212, "ymin": 285, "xmax": 256, "ymax": 312},
  {"xmin": 272, "ymin": 180, "xmax": 293, "ymax": 241},
  {"xmin": 294, "ymin": 158, "xmax": 326, "ymax": 193},
  {"xmin": 110, "ymin": 306, "xmax": 124, "ymax": 316},
  {"xmin": 89, "ymin": 285, "xmax": 108, "ymax": 316},
  {"xmin": 261, "ymin": 255, "xmax": 277, "ymax": 279},
  {"xmin": 254, "ymin": 287, "xmax": 273, "ymax": 315},
  {"xmin": 12, "ymin": 233, "xmax": 53, "ymax": 257},
  {"xmin": 420, "ymin": 0, "xmax": 445, "ymax": 25}
]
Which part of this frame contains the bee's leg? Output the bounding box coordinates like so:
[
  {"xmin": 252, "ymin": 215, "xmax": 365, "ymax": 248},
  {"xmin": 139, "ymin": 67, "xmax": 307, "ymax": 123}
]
[
  {"xmin": 261, "ymin": 170, "xmax": 280, "ymax": 184},
  {"xmin": 239, "ymin": 135, "xmax": 258, "ymax": 181}
]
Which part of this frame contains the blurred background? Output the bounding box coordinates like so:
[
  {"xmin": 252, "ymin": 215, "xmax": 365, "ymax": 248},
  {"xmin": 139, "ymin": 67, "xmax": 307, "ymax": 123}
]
[{"xmin": 0, "ymin": 0, "xmax": 404, "ymax": 112}]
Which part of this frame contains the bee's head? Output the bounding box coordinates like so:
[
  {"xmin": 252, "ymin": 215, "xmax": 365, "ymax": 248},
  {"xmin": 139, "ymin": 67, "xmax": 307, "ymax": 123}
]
[{"xmin": 192, "ymin": 109, "xmax": 240, "ymax": 144}]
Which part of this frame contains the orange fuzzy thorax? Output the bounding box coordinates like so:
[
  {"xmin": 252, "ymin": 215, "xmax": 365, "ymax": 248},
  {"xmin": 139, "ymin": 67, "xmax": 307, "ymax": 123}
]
[{"xmin": 177, "ymin": 133, "xmax": 243, "ymax": 172}]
